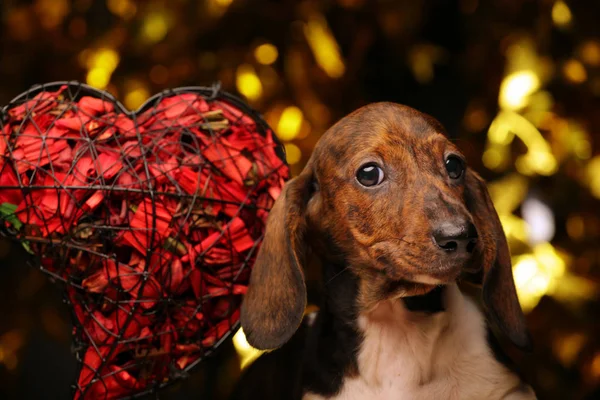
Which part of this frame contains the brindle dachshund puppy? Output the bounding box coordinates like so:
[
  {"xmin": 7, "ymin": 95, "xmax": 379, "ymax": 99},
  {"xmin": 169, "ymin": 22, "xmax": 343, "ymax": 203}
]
[{"xmin": 231, "ymin": 103, "xmax": 537, "ymax": 400}]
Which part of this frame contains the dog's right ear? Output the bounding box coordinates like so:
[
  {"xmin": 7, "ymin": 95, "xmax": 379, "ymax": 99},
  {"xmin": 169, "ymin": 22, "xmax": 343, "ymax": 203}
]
[{"xmin": 240, "ymin": 170, "xmax": 314, "ymax": 350}]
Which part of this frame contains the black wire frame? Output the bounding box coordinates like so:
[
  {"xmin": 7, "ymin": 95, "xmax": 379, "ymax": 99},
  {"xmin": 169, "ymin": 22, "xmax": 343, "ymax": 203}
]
[{"xmin": 0, "ymin": 81, "xmax": 288, "ymax": 399}]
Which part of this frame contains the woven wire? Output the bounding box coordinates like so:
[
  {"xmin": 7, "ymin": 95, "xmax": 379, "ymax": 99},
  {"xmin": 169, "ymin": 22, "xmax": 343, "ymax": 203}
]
[{"xmin": 0, "ymin": 82, "xmax": 288, "ymax": 399}]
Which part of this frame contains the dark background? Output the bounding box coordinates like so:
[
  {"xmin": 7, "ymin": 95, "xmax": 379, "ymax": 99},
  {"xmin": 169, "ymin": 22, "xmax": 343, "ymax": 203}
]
[{"xmin": 1, "ymin": 0, "xmax": 600, "ymax": 399}]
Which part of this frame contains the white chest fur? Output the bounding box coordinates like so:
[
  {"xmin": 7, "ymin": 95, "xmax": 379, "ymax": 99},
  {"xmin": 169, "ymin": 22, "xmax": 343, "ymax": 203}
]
[{"xmin": 304, "ymin": 285, "xmax": 536, "ymax": 400}]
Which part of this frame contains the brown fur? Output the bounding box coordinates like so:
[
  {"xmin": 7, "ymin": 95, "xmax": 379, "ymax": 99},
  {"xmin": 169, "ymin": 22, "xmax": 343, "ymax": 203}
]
[{"xmin": 240, "ymin": 102, "xmax": 530, "ymax": 351}]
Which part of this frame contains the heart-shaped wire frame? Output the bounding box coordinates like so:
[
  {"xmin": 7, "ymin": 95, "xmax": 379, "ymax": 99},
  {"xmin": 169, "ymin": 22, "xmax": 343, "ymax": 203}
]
[{"xmin": 0, "ymin": 81, "xmax": 288, "ymax": 399}]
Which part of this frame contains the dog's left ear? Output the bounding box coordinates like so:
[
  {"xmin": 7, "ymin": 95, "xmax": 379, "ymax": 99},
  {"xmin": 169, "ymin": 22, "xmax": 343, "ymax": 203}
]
[
  {"xmin": 464, "ymin": 170, "xmax": 532, "ymax": 350},
  {"xmin": 240, "ymin": 169, "xmax": 314, "ymax": 351}
]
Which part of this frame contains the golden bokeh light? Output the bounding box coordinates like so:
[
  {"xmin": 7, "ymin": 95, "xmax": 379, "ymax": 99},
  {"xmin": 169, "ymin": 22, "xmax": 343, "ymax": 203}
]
[
  {"xmin": 84, "ymin": 48, "xmax": 120, "ymax": 90},
  {"xmin": 553, "ymin": 333, "xmax": 586, "ymax": 367},
  {"xmin": 304, "ymin": 14, "xmax": 346, "ymax": 79},
  {"xmin": 236, "ymin": 64, "xmax": 263, "ymax": 101},
  {"xmin": 589, "ymin": 352, "xmax": 600, "ymax": 381},
  {"xmin": 284, "ymin": 143, "xmax": 302, "ymax": 165},
  {"xmin": 408, "ymin": 44, "xmax": 445, "ymax": 84},
  {"xmin": 35, "ymin": 0, "xmax": 69, "ymax": 30},
  {"xmin": 86, "ymin": 68, "xmax": 111, "ymax": 90},
  {"xmin": 124, "ymin": 83, "xmax": 150, "ymax": 110},
  {"xmin": 107, "ymin": 0, "xmax": 136, "ymax": 19},
  {"xmin": 486, "ymin": 111, "xmax": 557, "ymax": 176},
  {"xmin": 254, "ymin": 43, "xmax": 279, "ymax": 65},
  {"xmin": 586, "ymin": 156, "xmax": 600, "ymax": 199},
  {"xmin": 563, "ymin": 59, "xmax": 587, "ymax": 83},
  {"xmin": 566, "ymin": 215, "xmax": 585, "ymax": 239},
  {"xmin": 552, "ymin": 1, "xmax": 572, "ymax": 28},
  {"xmin": 232, "ymin": 328, "xmax": 264, "ymax": 370},
  {"xmin": 142, "ymin": 12, "xmax": 169, "ymax": 43},
  {"xmin": 580, "ymin": 40, "xmax": 600, "ymax": 66},
  {"xmin": 499, "ymin": 71, "xmax": 540, "ymax": 110},
  {"xmin": 277, "ymin": 106, "xmax": 303, "ymax": 141},
  {"xmin": 207, "ymin": 0, "xmax": 233, "ymax": 18},
  {"xmin": 513, "ymin": 243, "xmax": 566, "ymax": 312}
]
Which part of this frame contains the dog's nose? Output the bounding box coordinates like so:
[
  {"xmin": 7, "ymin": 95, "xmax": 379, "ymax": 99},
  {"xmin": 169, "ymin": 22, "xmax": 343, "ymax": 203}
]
[{"xmin": 433, "ymin": 221, "xmax": 478, "ymax": 253}]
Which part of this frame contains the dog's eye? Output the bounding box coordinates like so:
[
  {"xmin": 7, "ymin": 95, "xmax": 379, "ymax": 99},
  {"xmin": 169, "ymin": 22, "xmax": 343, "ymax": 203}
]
[
  {"xmin": 445, "ymin": 155, "xmax": 465, "ymax": 179},
  {"xmin": 356, "ymin": 163, "xmax": 385, "ymax": 187}
]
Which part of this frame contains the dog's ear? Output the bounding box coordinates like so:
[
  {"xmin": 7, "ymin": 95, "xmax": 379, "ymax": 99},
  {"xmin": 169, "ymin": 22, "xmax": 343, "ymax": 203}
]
[
  {"xmin": 464, "ymin": 170, "xmax": 532, "ymax": 350},
  {"xmin": 240, "ymin": 170, "xmax": 313, "ymax": 350}
]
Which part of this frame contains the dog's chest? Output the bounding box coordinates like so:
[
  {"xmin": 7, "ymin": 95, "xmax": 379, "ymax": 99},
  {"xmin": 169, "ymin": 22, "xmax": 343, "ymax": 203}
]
[{"xmin": 303, "ymin": 287, "xmax": 533, "ymax": 400}]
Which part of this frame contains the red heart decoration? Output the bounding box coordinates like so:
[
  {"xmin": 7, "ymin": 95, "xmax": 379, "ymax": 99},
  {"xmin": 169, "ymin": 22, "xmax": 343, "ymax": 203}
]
[{"xmin": 0, "ymin": 82, "xmax": 289, "ymax": 399}]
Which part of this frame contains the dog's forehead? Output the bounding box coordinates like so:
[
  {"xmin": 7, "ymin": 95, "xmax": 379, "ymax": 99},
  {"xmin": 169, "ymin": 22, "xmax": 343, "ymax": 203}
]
[{"xmin": 311, "ymin": 102, "xmax": 447, "ymax": 169}]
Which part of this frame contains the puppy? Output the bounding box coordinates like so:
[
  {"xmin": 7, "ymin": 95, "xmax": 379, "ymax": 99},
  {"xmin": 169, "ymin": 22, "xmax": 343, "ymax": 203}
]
[{"xmin": 232, "ymin": 103, "xmax": 537, "ymax": 400}]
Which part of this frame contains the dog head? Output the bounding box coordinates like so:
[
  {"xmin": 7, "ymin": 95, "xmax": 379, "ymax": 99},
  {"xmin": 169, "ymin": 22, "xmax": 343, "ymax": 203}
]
[{"xmin": 241, "ymin": 102, "xmax": 530, "ymax": 351}]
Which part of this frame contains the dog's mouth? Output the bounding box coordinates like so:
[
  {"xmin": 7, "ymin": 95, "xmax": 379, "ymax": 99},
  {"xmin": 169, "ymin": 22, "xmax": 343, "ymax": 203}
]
[{"xmin": 401, "ymin": 285, "xmax": 446, "ymax": 314}]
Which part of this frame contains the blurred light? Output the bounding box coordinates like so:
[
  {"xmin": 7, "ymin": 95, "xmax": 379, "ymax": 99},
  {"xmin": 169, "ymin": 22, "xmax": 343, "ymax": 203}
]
[
  {"xmin": 552, "ymin": 1, "xmax": 572, "ymax": 28},
  {"xmin": 149, "ymin": 65, "xmax": 169, "ymax": 85},
  {"xmin": 255, "ymin": 43, "xmax": 279, "ymax": 65},
  {"xmin": 107, "ymin": 0, "xmax": 136, "ymax": 19},
  {"xmin": 482, "ymin": 146, "xmax": 508, "ymax": 170},
  {"xmin": 6, "ymin": 8, "xmax": 34, "ymax": 42},
  {"xmin": 566, "ymin": 215, "xmax": 585, "ymax": 239},
  {"xmin": 563, "ymin": 59, "xmax": 587, "ymax": 83},
  {"xmin": 487, "ymin": 111, "xmax": 557, "ymax": 176},
  {"xmin": 233, "ymin": 328, "xmax": 264, "ymax": 370},
  {"xmin": 516, "ymin": 149, "xmax": 558, "ymax": 176},
  {"xmin": 553, "ymin": 333, "xmax": 586, "ymax": 367},
  {"xmin": 236, "ymin": 64, "xmax": 263, "ymax": 101},
  {"xmin": 513, "ymin": 243, "xmax": 566, "ymax": 312},
  {"xmin": 463, "ymin": 104, "xmax": 489, "ymax": 133},
  {"xmin": 580, "ymin": 41, "xmax": 600, "ymax": 66},
  {"xmin": 408, "ymin": 44, "xmax": 444, "ymax": 84},
  {"xmin": 586, "ymin": 156, "xmax": 600, "ymax": 198},
  {"xmin": 78, "ymin": 49, "xmax": 91, "ymax": 68},
  {"xmin": 86, "ymin": 68, "xmax": 111, "ymax": 89},
  {"xmin": 500, "ymin": 214, "xmax": 529, "ymax": 244},
  {"xmin": 207, "ymin": 0, "xmax": 233, "ymax": 17},
  {"xmin": 296, "ymin": 120, "xmax": 312, "ymax": 140},
  {"xmin": 574, "ymin": 138, "xmax": 592, "ymax": 160},
  {"xmin": 142, "ymin": 12, "xmax": 169, "ymax": 43},
  {"xmin": 304, "ymin": 15, "xmax": 346, "ymax": 78},
  {"xmin": 499, "ymin": 71, "xmax": 540, "ymax": 110},
  {"xmin": 552, "ymin": 274, "xmax": 598, "ymax": 306},
  {"xmin": 513, "ymin": 256, "xmax": 538, "ymax": 288},
  {"xmin": 524, "ymin": 91, "xmax": 554, "ymax": 125},
  {"xmin": 590, "ymin": 352, "xmax": 600, "ymax": 381},
  {"xmin": 522, "ymin": 196, "xmax": 555, "ymax": 244},
  {"xmin": 86, "ymin": 48, "xmax": 120, "ymax": 71},
  {"xmin": 277, "ymin": 106, "xmax": 303, "ymax": 141},
  {"xmin": 35, "ymin": 0, "xmax": 69, "ymax": 30},
  {"xmin": 284, "ymin": 143, "xmax": 302, "ymax": 165},
  {"xmin": 488, "ymin": 173, "xmax": 529, "ymax": 214},
  {"xmin": 0, "ymin": 329, "xmax": 24, "ymax": 371},
  {"xmin": 124, "ymin": 85, "xmax": 150, "ymax": 110},
  {"xmin": 85, "ymin": 48, "xmax": 120, "ymax": 90},
  {"xmin": 258, "ymin": 65, "xmax": 279, "ymax": 92}
]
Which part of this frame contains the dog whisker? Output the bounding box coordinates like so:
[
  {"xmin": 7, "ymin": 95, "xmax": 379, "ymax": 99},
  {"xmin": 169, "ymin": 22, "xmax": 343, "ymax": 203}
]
[{"xmin": 325, "ymin": 266, "xmax": 350, "ymax": 285}]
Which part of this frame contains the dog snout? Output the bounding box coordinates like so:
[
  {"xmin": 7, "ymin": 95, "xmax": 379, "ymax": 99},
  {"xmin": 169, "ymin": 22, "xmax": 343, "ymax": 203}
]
[{"xmin": 432, "ymin": 221, "xmax": 478, "ymax": 254}]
